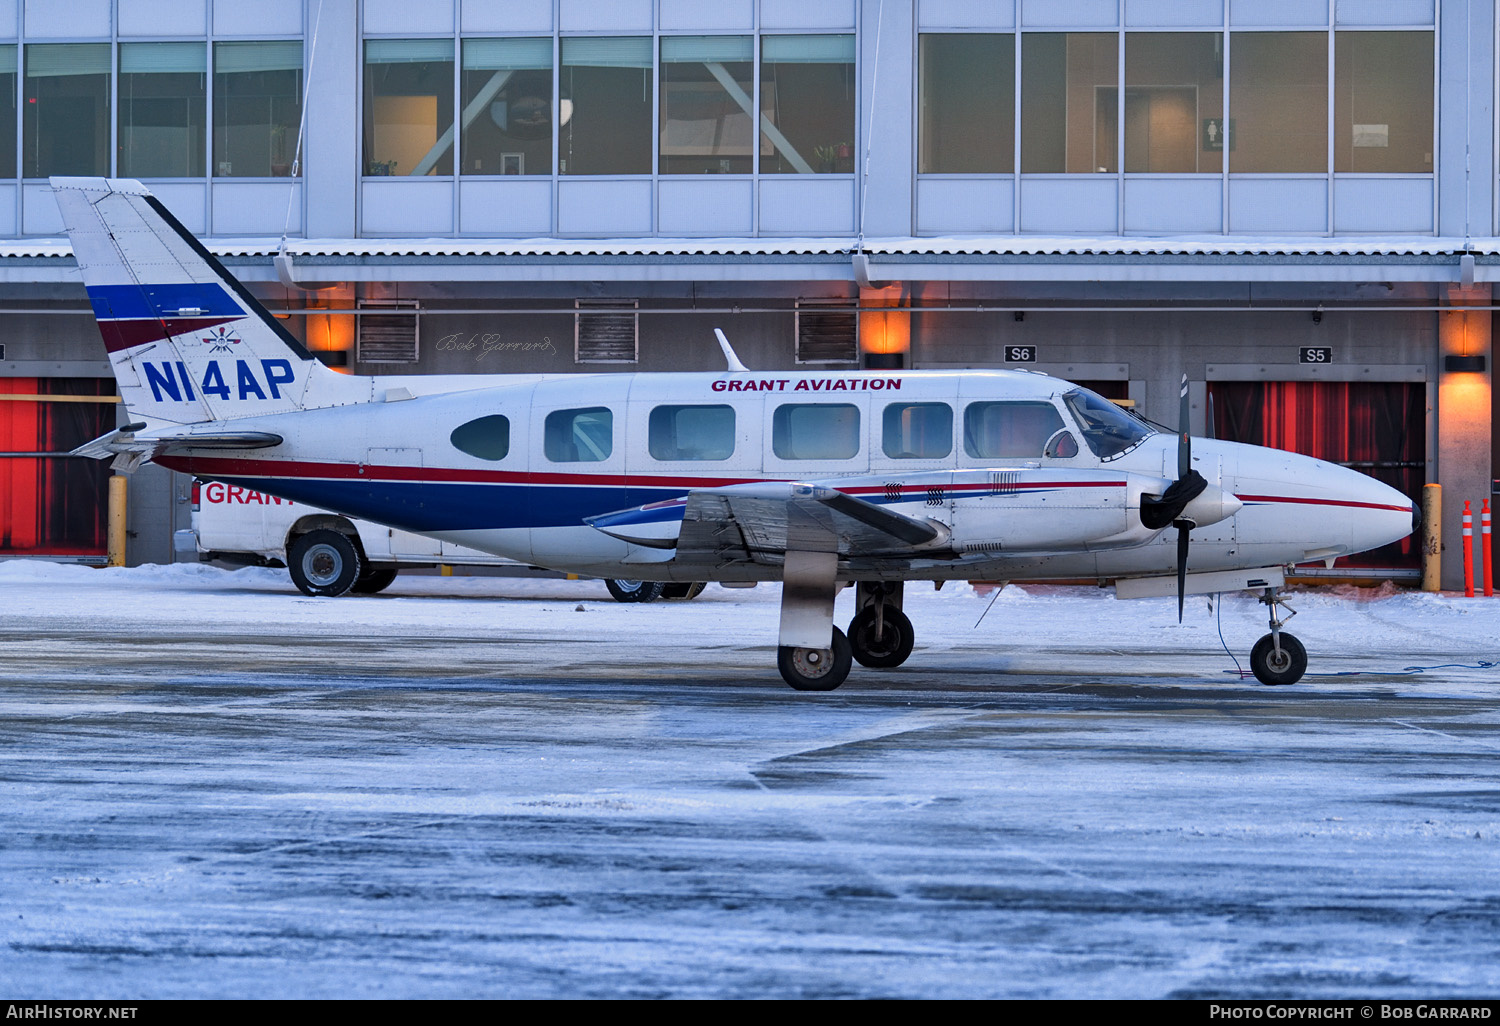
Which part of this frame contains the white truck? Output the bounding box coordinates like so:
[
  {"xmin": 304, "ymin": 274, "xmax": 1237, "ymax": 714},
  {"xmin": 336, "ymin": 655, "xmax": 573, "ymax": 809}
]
[{"xmin": 174, "ymin": 478, "xmax": 699, "ymax": 602}]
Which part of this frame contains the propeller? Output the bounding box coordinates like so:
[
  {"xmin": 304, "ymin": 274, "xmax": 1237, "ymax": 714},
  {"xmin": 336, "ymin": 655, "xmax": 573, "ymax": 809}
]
[{"xmin": 1139, "ymin": 375, "xmax": 1207, "ymax": 621}]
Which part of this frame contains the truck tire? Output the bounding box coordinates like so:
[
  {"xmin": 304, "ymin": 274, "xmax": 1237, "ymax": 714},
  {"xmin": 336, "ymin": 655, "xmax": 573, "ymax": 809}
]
[
  {"xmin": 288, "ymin": 530, "xmax": 362, "ymax": 597},
  {"xmin": 605, "ymin": 579, "xmax": 665, "ymax": 603},
  {"xmin": 351, "ymin": 568, "xmax": 399, "ymax": 595}
]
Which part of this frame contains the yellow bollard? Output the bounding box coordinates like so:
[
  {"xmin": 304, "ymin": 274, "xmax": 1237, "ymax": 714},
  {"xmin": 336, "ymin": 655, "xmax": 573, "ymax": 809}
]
[
  {"xmin": 440, "ymin": 563, "xmax": 453, "ymax": 577},
  {"xmin": 107, "ymin": 474, "xmax": 128, "ymax": 567},
  {"xmin": 1420, "ymin": 483, "xmax": 1441, "ymax": 592}
]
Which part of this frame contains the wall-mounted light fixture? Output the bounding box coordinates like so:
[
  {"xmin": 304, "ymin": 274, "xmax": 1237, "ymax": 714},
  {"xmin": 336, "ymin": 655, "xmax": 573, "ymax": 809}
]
[{"xmin": 1444, "ymin": 354, "xmax": 1486, "ymax": 373}]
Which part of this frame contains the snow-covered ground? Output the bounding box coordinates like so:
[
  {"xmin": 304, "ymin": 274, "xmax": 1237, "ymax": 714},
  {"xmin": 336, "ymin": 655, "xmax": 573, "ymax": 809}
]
[{"xmin": 0, "ymin": 562, "xmax": 1497, "ymax": 998}]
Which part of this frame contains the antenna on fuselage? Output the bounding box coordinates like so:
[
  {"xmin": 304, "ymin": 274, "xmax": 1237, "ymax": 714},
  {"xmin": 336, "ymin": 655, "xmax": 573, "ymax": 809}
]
[{"xmin": 714, "ymin": 328, "xmax": 750, "ymax": 372}]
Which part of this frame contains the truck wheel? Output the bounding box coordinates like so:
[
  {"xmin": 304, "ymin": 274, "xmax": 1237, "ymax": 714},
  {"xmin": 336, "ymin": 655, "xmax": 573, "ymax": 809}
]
[
  {"xmin": 351, "ymin": 568, "xmax": 399, "ymax": 595},
  {"xmin": 288, "ymin": 530, "xmax": 362, "ymax": 597},
  {"xmin": 605, "ymin": 579, "xmax": 665, "ymax": 603}
]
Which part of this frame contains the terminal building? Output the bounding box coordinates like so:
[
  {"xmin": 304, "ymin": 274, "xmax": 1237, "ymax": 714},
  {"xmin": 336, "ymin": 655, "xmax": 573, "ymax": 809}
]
[{"xmin": 0, "ymin": 0, "xmax": 1493, "ymax": 587}]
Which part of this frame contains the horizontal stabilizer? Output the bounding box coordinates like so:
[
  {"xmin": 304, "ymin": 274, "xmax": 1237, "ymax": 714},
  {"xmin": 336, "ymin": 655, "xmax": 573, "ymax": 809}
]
[{"xmin": 71, "ymin": 427, "xmax": 283, "ymax": 462}]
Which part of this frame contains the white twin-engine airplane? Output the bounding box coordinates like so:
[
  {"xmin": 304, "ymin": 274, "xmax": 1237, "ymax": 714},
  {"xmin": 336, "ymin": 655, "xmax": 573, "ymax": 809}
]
[{"xmin": 54, "ymin": 177, "xmax": 1416, "ymax": 691}]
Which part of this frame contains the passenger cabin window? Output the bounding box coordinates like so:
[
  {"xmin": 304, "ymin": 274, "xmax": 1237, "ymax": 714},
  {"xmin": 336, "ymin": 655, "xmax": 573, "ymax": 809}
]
[
  {"xmin": 772, "ymin": 403, "xmax": 860, "ymax": 460},
  {"xmin": 450, "ymin": 414, "xmax": 510, "ymax": 461},
  {"xmin": 964, "ymin": 401, "xmax": 1066, "ymax": 459},
  {"xmin": 545, "ymin": 406, "xmax": 613, "ymax": 462},
  {"xmin": 1062, "ymin": 389, "xmax": 1153, "ymax": 460},
  {"xmin": 649, "ymin": 404, "xmax": 735, "ymax": 461},
  {"xmin": 882, "ymin": 402, "xmax": 952, "ymax": 459}
]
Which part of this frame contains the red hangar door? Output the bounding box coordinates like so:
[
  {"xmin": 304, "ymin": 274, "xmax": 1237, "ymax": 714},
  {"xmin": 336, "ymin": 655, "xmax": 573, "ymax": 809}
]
[
  {"xmin": 0, "ymin": 378, "xmax": 116, "ymax": 559},
  {"xmin": 1208, "ymin": 381, "xmax": 1423, "ymax": 571}
]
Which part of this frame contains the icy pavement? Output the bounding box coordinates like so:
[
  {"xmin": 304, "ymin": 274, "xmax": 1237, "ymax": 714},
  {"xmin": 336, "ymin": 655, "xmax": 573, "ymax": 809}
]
[{"xmin": 0, "ymin": 562, "xmax": 1497, "ymax": 998}]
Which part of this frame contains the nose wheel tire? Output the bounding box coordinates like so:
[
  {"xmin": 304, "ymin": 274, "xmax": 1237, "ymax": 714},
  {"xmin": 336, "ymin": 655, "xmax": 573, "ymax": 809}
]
[
  {"xmin": 605, "ymin": 579, "xmax": 665, "ymax": 603},
  {"xmin": 1250, "ymin": 633, "xmax": 1307, "ymax": 686},
  {"xmin": 287, "ymin": 530, "xmax": 362, "ymax": 597},
  {"xmin": 847, "ymin": 606, "xmax": 915, "ymax": 668},
  {"xmin": 778, "ymin": 627, "xmax": 853, "ymax": 691}
]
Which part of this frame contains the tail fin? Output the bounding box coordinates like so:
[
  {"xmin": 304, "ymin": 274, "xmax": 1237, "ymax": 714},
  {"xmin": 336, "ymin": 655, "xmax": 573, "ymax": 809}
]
[{"xmin": 52, "ymin": 177, "xmax": 354, "ymax": 426}]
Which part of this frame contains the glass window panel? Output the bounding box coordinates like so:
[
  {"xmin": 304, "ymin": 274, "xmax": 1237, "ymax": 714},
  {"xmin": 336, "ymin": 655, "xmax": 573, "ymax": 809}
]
[
  {"xmin": 772, "ymin": 403, "xmax": 860, "ymax": 460},
  {"xmin": 462, "ymin": 37, "xmax": 552, "ymax": 176},
  {"xmin": 560, "ymin": 36, "xmax": 651, "ymax": 175},
  {"xmin": 882, "ymin": 402, "xmax": 953, "ymax": 459},
  {"xmin": 1062, "ymin": 389, "xmax": 1152, "ymax": 459},
  {"xmin": 660, "ymin": 35, "xmax": 753, "ymax": 175},
  {"xmin": 450, "ymin": 414, "xmax": 511, "ymax": 461},
  {"xmin": 1229, "ymin": 32, "xmax": 1327, "ymax": 173},
  {"xmin": 648, "ymin": 404, "xmax": 736, "ymax": 461},
  {"xmin": 963, "ymin": 401, "xmax": 1065, "ymax": 459},
  {"xmin": 919, "ymin": 34, "xmax": 1014, "ymax": 174},
  {"xmin": 545, "ymin": 406, "xmax": 613, "ymax": 463},
  {"xmin": 0, "ymin": 46, "xmax": 15, "ymax": 178},
  {"xmin": 363, "ymin": 38, "xmax": 455, "ymax": 177},
  {"xmin": 1121, "ymin": 33, "xmax": 1221, "ymax": 174},
  {"xmin": 1334, "ymin": 31, "xmax": 1432, "ymax": 174},
  {"xmin": 760, "ymin": 34, "xmax": 855, "ymax": 175},
  {"xmin": 24, "ymin": 43, "xmax": 110, "ymax": 178},
  {"xmin": 214, "ymin": 41, "xmax": 303, "ymax": 178},
  {"xmin": 119, "ymin": 42, "xmax": 206, "ymax": 178},
  {"xmin": 1020, "ymin": 33, "xmax": 1117, "ymax": 174}
]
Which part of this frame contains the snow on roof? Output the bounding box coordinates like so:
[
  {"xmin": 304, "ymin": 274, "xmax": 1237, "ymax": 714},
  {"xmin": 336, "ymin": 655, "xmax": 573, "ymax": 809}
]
[{"xmin": 1, "ymin": 235, "xmax": 1495, "ymax": 261}]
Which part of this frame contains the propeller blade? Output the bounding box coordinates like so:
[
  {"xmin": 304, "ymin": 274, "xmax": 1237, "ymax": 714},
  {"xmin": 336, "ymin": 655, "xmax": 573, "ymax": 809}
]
[
  {"xmin": 1177, "ymin": 373, "xmax": 1191, "ymax": 480},
  {"xmin": 1205, "ymin": 389, "xmax": 1216, "ymax": 441},
  {"xmin": 1176, "ymin": 522, "xmax": 1190, "ymax": 622}
]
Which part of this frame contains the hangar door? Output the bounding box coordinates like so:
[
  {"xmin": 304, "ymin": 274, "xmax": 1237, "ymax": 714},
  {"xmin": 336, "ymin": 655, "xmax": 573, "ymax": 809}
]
[
  {"xmin": 0, "ymin": 378, "xmax": 114, "ymax": 558},
  {"xmin": 1208, "ymin": 381, "xmax": 1423, "ymax": 570}
]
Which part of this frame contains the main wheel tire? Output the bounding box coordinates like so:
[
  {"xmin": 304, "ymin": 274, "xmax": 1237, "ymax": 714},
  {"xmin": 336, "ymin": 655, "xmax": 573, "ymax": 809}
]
[
  {"xmin": 350, "ymin": 567, "xmax": 399, "ymax": 595},
  {"xmin": 847, "ymin": 606, "xmax": 916, "ymax": 668},
  {"xmin": 1250, "ymin": 632, "xmax": 1308, "ymax": 686},
  {"xmin": 605, "ymin": 578, "xmax": 665, "ymax": 603},
  {"xmin": 778, "ymin": 627, "xmax": 853, "ymax": 691},
  {"xmin": 287, "ymin": 530, "xmax": 362, "ymax": 597}
]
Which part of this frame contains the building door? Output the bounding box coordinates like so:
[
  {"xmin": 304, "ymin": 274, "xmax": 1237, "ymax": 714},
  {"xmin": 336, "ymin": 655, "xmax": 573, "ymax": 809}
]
[
  {"xmin": 1208, "ymin": 381, "xmax": 1423, "ymax": 569},
  {"xmin": 0, "ymin": 378, "xmax": 115, "ymax": 558}
]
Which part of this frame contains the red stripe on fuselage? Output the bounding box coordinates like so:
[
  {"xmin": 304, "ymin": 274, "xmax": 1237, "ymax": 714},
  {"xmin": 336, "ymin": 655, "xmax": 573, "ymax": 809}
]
[
  {"xmin": 1236, "ymin": 493, "xmax": 1411, "ymax": 514},
  {"xmin": 158, "ymin": 454, "xmax": 1130, "ymax": 494}
]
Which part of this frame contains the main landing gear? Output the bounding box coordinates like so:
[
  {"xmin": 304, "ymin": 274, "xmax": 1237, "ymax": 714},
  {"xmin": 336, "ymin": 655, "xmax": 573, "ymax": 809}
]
[
  {"xmin": 1249, "ymin": 586, "xmax": 1307, "ymax": 686},
  {"xmin": 846, "ymin": 582, "xmax": 914, "ymax": 669},
  {"xmin": 776, "ymin": 580, "xmax": 914, "ymax": 691}
]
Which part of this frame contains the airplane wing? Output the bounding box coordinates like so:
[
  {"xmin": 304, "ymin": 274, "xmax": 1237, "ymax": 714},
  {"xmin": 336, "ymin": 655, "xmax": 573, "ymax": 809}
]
[{"xmin": 588, "ymin": 481, "xmax": 952, "ymax": 569}]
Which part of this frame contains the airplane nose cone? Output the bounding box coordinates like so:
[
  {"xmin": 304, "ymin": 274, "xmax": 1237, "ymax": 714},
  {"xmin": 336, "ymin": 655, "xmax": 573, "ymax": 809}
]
[
  {"xmin": 1216, "ymin": 442, "xmax": 1416, "ymax": 562},
  {"xmin": 1345, "ymin": 470, "xmax": 1418, "ymax": 555}
]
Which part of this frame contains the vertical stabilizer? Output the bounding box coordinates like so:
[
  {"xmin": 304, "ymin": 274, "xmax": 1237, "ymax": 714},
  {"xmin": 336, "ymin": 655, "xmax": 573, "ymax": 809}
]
[{"xmin": 52, "ymin": 176, "xmax": 358, "ymax": 426}]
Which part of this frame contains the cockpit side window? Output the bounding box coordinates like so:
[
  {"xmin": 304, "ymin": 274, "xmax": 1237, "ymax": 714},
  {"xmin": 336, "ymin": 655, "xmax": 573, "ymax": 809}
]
[
  {"xmin": 1062, "ymin": 389, "xmax": 1153, "ymax": 459},
  {"xmin": 963, "ymin": 401, "xmax": 1065, "ymax": 459},
  {"xmin": 450, "ymin": 414, "xmax": 511, "ymax": 461},
  {"xmin": 544, "ymin": 406, "xmax": 613, "ymax": 462}
]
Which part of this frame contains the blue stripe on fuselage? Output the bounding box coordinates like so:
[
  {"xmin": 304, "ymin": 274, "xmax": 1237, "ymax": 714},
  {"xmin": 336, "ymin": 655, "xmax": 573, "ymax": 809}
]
[{"xmin": 217, "ymin": 477, "xmax": 686, "ymax": 532}]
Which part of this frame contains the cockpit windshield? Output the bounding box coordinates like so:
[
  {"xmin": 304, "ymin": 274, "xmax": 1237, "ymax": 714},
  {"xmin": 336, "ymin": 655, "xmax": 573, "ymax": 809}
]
[{"xmin": 1062, "ymin": 389, "xmax": 1154, "ymax": 460}]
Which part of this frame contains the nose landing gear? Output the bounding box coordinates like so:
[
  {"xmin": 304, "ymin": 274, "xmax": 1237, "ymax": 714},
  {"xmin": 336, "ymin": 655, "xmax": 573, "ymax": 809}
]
[{"xmin": 1249, "ymin": 586, "xmax": 1306, "ymax": 685}]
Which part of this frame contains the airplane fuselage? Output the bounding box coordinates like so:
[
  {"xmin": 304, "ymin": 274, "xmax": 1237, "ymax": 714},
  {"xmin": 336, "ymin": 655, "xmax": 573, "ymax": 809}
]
[{"xmin": 148, "ymin": 366, "xmax": 1414, "ymax": 584}]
